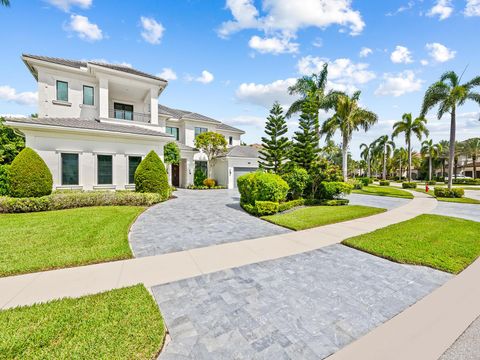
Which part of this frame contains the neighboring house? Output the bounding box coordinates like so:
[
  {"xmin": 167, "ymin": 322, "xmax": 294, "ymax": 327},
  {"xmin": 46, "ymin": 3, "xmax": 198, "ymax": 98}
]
[{"xmin": 6, "ymin": 54, "xmax": 258, "ymax": 190}]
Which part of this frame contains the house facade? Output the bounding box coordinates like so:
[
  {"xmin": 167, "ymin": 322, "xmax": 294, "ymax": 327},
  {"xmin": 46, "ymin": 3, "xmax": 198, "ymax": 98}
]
[{"xmin": 6, "ymin": 54, "xmax": 259, "ymax": 190}]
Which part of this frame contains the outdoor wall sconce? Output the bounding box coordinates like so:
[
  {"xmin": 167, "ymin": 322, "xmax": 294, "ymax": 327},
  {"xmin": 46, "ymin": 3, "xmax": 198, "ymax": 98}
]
[{"xmin": 229, "ymin": 168, "xmax": 232, "ymax": 176}]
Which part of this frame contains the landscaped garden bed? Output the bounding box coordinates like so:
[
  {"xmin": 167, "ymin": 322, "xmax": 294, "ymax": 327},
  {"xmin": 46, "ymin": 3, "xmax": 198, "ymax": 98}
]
[
  {"xmin": 343, "ymin": 214, "xmax": 480, "ymax": 274},
  {"xmin": 0, "ymin": 285, "xmax": 165, "ymax": 359},
  {"xmin": 0, "ymin": 206, "xmax": 144, "ymax": 276}
]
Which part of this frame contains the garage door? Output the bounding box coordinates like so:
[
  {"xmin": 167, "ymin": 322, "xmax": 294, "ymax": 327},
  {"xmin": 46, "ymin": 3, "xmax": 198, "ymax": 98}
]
[{"xmin": 233, "ymin": 167, "xmax": 258, "ymax": 188}]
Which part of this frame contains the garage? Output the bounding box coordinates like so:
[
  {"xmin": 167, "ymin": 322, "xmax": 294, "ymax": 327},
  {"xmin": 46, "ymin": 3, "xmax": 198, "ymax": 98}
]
[{"xmin": 233, "ymin": 167, "xmax": 258, "ymax": 188}]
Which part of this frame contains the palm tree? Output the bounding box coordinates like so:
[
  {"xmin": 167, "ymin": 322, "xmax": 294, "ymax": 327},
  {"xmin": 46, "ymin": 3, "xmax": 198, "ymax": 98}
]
[
  {"xmin": 393, "ymin": 147, "xmax": 408, "ymax": 179},
  {"xmin": 438, "ymin": 140, "xmax": 450, "ymax": 178},
  {"xmin": 392, "ymin": 113, "xmax": 429, "ymax": 181},
  {"xmin": 421, "ymin": 71, "xmax": 480, "ymax": 189},
  {"xmin": 1, "ymin": 0, "xmax": 10, "ymax": 6},
  {"xmin": 373, "ymin": 135, "xmax": 395, "ymax": 180},
  {"xmin": 463, "ymin": 138, "xmax": 480, "ymax": 179},
  {"xmin": 421, "ymin": 139, "xmax": 442, "ymax": 181},
  {"xmin": 359, "ymin": 142, "xmax": 375, "ymax": 178},
  {"xmin": 320, "ymin": 91, "xmax": 378, "ymax": 181}
]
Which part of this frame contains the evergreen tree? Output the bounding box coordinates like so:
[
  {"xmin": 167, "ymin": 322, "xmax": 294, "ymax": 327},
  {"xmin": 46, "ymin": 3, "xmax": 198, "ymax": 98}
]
[
  {"xmin": 258, "ymin": 102, "xmax": 290, "ymax": 173},
  {"xmin": 290, "ymin": 97, "xmax": 320, "ymax": 171}
]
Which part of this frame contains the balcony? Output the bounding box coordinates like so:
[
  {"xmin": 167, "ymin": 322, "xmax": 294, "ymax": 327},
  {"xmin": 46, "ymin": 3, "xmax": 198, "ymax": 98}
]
[{"xmin": 109, "ymin": 108, "xmax": 151, "ymax": 123}]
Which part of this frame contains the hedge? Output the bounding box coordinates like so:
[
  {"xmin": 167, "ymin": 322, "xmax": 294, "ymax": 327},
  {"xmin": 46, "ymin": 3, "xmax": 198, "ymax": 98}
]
[
  {"xmin": 237, "ymin": 171, "xmax": 289, "ymax": 205},
  {"xmin": 426, "ymin": 180, "xmax": 437, "ymax": 185},
  {"xmin": 278, "ymin": 198, "xmax": 305, "ymax": 212},
  {"xmin": 186, "ymin": 185, "xmax": 226, "ymax": 190},
  {"xmin": 452, "ymin": 179, "xmax": 480, "ymax": 185},
  {"xmin": 358, "ymin": 177, "xmax": 371, "ymax": 186},
  {"xmin": 0, "ymin": 191, "xmax": 165, "ymax": 213},
  {"xmin": 134, "ymin": 151, "xmax": 170, "ymax": 199},
  {"xmin": 402, "ymin": 182, "xmax": 417, "ymax": 189},
  {"xmin": 0, "ymin": 164, "xmax": 10, "ymax": 196},
  {"xmin": 379, "ymin": 180, "xmax": 390, "ymax": 186},
  {"xmin": 241, "ymin": 197, "xmax": 349, "ymax": 216},
  {"xmin": 304, "ymin": 198, "xmax": 350, "ymax": 206},
  {"xmin": 9, "ymin": 147, "xmax": 53, "ymax": 198},
  {"xmin": 348, "ymin": 179, "xmax": 363, "ymax": 190},
  {"xmin": 317, "ymin": 182, "xmax": 353, "ymax": 200},
  {"xmin": 434, "ymin": 187, "xmax": 464, "ymax": 198},
  {"xmin": 282, "ymin": 167, "xmax": 309, "ymax": 200}
]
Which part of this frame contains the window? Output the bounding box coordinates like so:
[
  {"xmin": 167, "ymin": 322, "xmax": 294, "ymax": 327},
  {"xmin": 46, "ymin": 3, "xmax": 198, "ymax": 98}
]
[
  {"xmin": 195, "ymin": 161, "xmax": 208, "ymax": 177},
  {"xmin": 61, "ymin": 153, "xmax": 78, "ymax": 185},
  {"xmin": 229, "ymin": 136, "xmax": 233, "ymax": 146},
  {"xmin": 128, "ymin": 156, "xmax": 142, "ymax": 184},
  {"xmin": 83, "ymin": 85, "xmax": 94, "ymax": 106},
  {"xmin": 56, "ymin": 81, "xmax": 68, "ymax": 102},
  {"xmin": 166, "ymin": 126, "xmax": 180, "ymax": 141},
  {"xmin": 114, "ymin": 102, "xmax": 134, "ymax": 121},
  {"xmin": 194, "ymin": 127, "xmax": 208, "ymax": 138},
  {"xmin": 97, "ymin": 155, "xmax": 112, "ymax": 185}
]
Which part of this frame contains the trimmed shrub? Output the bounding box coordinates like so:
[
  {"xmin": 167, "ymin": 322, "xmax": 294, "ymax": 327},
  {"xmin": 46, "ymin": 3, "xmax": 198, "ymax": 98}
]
[
  {"xmin": 255, "ymin": 201, "xmax": 279, "ymax": 216},
  {"xmin": 186, "ymin": 185, "xmax": 226, "ymax": 190},
  {"xmin": 9, "ymin": 147, "xmax": 52, "ymax": 198},
  {"xmin": 426, "ymin": 180, "xmax": 436, "ymax": 185},
  {"xmin": 237, "ymin": 171, "xmax": 289, "ymax": 205},
  {"xmin": 135, "ymin": 151, "xmax": 170, "ymax": 200},
  {"xmin": 358, "ymin": 177, "xmax": 370, "ymax": 186},
  {"xmin": 434, "ymin": 187, "xmax": 464, "ymax": 198},
  {"xmin": 0, "ymin": 164, "xmax": 10, "ymax": 196},
  {"xmin": 0, "ymin": 191, "xmax": 164, "ymax": 213},
  {"xmin": 282, "ymin": 167, "xmax": 309, "ymax": 200},
  {"xmin": 304, "ymin": 198, "xmax": 350, "ymax": 206},
  {"xmin": 203, "ymin": 178, "xmax": 216, "ymax": 188},
  {"xmin": 452, "ymin": 179, "xmax": 480, "ymax": 185},
  {"xmin": 379, "ymin": 180, "xmax": 390, "ymax": 186},
  {"xmin": 348, "ymin": 179, "xmax": 363, "ymax": 190},
  {"xmin": 194, "ymin": 168, "xmax": 207, "ymax": 187},
  {"xmin": 402, "ymin": 182, "xmax": 417, "ymax": 189},
  {"xmin": 241, "ymin": 202, "xmax": 257, "ymax": 215},
  {"xmin": 278, "ymin": 198, "xmax": 305, "ymax": 212},
  {"xmin": 316, "ymin": 181, "xmax": 353, "ymax": 200}
]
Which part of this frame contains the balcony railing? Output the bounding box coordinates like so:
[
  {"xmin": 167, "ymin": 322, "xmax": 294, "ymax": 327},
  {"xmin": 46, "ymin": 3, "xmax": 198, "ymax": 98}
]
[{"xmin": 109, "ymin": 108, "xmax": 151, "ymax": 123}]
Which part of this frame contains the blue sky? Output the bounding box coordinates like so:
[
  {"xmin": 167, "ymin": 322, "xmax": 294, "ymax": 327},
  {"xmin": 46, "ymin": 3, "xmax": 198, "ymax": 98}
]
[{"xmin": 1, "ymin": 0, "xmax": 479, "ymax": 157}]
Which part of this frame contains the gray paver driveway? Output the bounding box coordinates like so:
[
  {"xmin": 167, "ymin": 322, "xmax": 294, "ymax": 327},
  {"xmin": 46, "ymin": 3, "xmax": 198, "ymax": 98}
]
[
  {"xmin": 129, "ymin": 189, "xmax": 290, "ymax": 257},
  {"xmin": 153, "ymin": 244, "xmax": 451, "ymax": 359}
]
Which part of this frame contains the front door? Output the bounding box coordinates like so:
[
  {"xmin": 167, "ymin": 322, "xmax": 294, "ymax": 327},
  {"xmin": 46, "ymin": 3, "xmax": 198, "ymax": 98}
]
[{"xmin": 172, "ymin": 164, "xmax": 180, "ymax": 187}]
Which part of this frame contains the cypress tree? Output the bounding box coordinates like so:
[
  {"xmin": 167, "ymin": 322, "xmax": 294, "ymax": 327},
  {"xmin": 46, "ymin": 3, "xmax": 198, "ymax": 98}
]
[
  {"xmin": 258, "ymin": 102, "xmax": 290, "ymax": 173},
  {"xmin": 290, "ymin": 98, "xmax": 320, "ymax": 171}
]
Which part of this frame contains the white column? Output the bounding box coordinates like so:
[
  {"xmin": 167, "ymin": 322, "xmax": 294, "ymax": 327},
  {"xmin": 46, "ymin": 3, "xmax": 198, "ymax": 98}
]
[
  {"xmin": 150, "ymin": 87, "xmax": 158, "ymax": 125},
  {"xmin": 99, "ymin": 78, "xmax": 109, "ymax": 119}
]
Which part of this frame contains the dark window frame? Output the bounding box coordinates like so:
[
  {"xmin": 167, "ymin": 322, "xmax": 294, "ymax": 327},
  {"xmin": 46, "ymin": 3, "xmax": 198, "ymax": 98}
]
[
  {"xmin": 166, "ymin": 126, "xmax": 180, "ymax": 141},
  {"xmin": 97, "ymin": 154, "xmax": 113, "ymax": 185},
  {"xmin": 229, "ymin": 136, "xmax": 233, "ymax": 145},
  {"xmin": 56, "ymin": 80, "xmax": 69, "ymax": 102},
  {"xmin": 128, "ymin": 156, "xmax": 142, "ymax": 184},
  {"xmin": 194, "ymin": 127, "xmax": 208, "ymax": 138},
  {"xmin": 114, "ymin": 102, "xmax": 134, "ymax": 121},
  {"xmin": 83, "ymin": 85, "xmax": 94, "ymax": 106},
  {"xmin": 61, "ymin": 153, "xmax": 79, "ymax": 186}
]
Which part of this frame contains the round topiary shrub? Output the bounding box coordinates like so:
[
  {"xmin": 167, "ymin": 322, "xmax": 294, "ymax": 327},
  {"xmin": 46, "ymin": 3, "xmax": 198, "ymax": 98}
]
[
  {"xmin": 9, "ymin": 147, "xmax": 53, "ymax": 198},
  {"xmin": 134, "ymin": 150, "xmax": 170, "ymax": 200},
  {"xmin": 203, "ymin": 178, "xmax": 216, "ymax": 188},
  {"xmin": 237, "ymin": 171, "xmax": 289, "ymax": 205}
]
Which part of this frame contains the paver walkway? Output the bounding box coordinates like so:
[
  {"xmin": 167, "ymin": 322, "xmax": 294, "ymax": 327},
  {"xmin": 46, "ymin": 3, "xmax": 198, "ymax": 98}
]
[
  {"xmin": 153, "ymin": 245, "xmax": 451, "ymax": 359},
  {"xmin": 130, "ymin": 189, "xmax": 290, "ymax": 257},
  {"xmin": 346, "ymin": 193, "xmax": 409, "ymax": 210}
]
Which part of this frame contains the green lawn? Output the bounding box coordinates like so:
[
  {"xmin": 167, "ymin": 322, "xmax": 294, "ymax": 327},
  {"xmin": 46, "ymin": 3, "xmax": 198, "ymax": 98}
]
[
  {"xmin": 352, "ymin": 185, "xmax": 414, "ymax": 199},
  {"xmin": 262, "ymin": 205, "xmax": 385, "ymax": 230},
  {"xmin": 0, "ymin": 285, "xmax": 165, "ymax": 359},
  {"xmin": 0, "ymin": 206, "xmax": 145, "ymax": 277},
  {"xmin": 413, "ymin": 188, "xmax": 480, "ymax": 204},
  {"xmin": 343, "ymin": 214, "xmax": 480, "ymax": 274}
]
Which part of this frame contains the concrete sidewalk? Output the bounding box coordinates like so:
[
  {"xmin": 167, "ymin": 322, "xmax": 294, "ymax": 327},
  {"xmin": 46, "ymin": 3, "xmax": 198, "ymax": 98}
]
[{"xmin": 0, "ymin": 192, "xmax": 437, "ymax": 309}]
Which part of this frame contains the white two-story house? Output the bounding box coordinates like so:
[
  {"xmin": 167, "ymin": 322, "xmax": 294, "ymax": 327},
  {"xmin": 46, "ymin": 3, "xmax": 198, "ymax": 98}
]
[{"xmin": 6, "ymin": 54, "xmax": 259, "ymax": 190}]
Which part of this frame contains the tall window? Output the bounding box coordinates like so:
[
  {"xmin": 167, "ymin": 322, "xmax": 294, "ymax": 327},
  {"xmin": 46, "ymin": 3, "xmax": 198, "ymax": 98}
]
[
  {"xmin": 114, "ymin": 103, "xmax": 134, "ymax": 121},
  {"xmin": 83, "ymin": 85, "xmax": 94, "ymax": 106},
  {"xmin": 166, "ymin": 126, "xmax": 180, "ymax": 141},
  {"xmin": 61, "ymin": 153, "xmax": 78, "ymax": 185},
  {"xmin": 56, "ymin": 81, "xmax": 68, "ymax": 102},
  {"xmin": 128, "ymin": 156, "xmax": 142, "ymax": 184},
  {"xmin": 97, "ymin": 155, "xmax": 112, "ymax": 185},
  {"xmin": 194, "ymin": 127, "xmax": 207, "ymax": 138}
]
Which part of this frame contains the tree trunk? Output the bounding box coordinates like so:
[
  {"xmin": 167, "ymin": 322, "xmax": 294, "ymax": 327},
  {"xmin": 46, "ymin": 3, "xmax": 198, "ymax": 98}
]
[
  {"xmin": 474, "ymin": 155, "xmax": 477, "ymax": 179},
  {"xmin": 442, "ymin": 159, "xmax": 446, "ymax": 179},
  {"xmin": 448, "ymin": 107, "xmax": 456, "ymax": 190},
  {"xmin": 383, "ymin": 145, "xmax": 387, "ymax": 180},
  {"xmin": 399, "ymin": 157, "xmax": 402, "ymax": 180},
  {"xmin": 428, "ymin": 157, "xmax": 432, "ymax": 181},
  {"xmin": 342, "ymin": 135, "xmax": 348, "ymax": 182},
  {"xmin": 367, "ymin": 156, "xmax": 371, "ymax": 178},
  {"xmin": 408, "ymin": 142, "xmax": 412, "ymax": 182}
]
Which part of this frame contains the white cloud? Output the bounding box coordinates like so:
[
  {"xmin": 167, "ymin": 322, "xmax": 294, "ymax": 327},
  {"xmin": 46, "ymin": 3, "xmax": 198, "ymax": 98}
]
[
  {"xmin": 375, "ymin": 71, "xmax": 423, "ymax": 97},
  {"xmin": 420, "ymin": 59, "xmax": 429, "ymax": 66},
  {"xmin": 67, "ymin": 14, "xmax": 103, "ymax": 41},
  {"xmin": 186, "ymin": 70, "xmax": 214, "ymax": 84},
  {"xmin": 248, "ymin": 35, "xmax": 299, "ymax": 54},
  {"xmin": 465, "ymin": 0, "xmax": 480, "ymax": 16},
  {"xmin": 359, "ymin": 47, "xmax": 372, "ymax": 58},
  {"xmin": 390, "ymin": 45, "xmax": 413, "ymax": 64},
  {"xmin": 426, "ymin": 42, "xmax": 456, "ymax": 62},
  {"xmin": 45, "ymin": 0, "xmax": 91, "ymax": 12},
  {"xmin": 386, "ymin": 1, "xmax": 415, "ymax": 16},
  {"xmin": 0, "ymin": 86, "xmax": 38, "ymax": 106},
  {"xmin": 157, "ymin": 68, "xmax": 177, "ymax": 81},
  {"xmin": 87, "ymin": 58, "xmax": 132, "ymax": 67},
  {"xmin": 236, "ymin": 78, "xmax": 298, "ymax": 108},
  {"xmin": 140, "ymin": 16, "xmax": 164, "ymax": 45},
  {"xmin": 228, "ymin": 115, "xmax": 266, "ymax": 128},
  {"xmin": 312, "ymin": 37, "xmax": 323, "ymax": 48},
  {"xmin": 427, "ymin": 0, "xmax": 453, "ymax": 20}
]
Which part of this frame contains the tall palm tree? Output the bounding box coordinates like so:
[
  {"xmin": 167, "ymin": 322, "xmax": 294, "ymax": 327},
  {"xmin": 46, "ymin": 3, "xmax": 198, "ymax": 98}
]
[
  {"xmin": 393, "ymin": 147, "xmax": 408, "ymax": 179},
  {"xmin": 438, "ymin": 140, "xmax": 450, "ymax": 178},
  {"xmin": 392, "ymin": 113, "xmax": 429, "ymax": 181},
  {"xmin": 1, "ymin": 0, "xmax": 10, "ymax": 6},
  {"xmin": 373, "ymin": 135, "xmax": 395, "ymax": 180},
  {"xmin": 320, "ymin": 91, "xmax": 378, "ymax": 181},
  {"xmin": 359, "ymin": 142, "xmax": 375, "ymax": 178},
  {"xmin": 421, "ymin": 70, "xmax": 480, "ymax": 189},
  {"xmin": 421, "ymin": 139, "xmax": 442, "ymax": 181},
  {"xmin": 463, "ymin": 138, "xmax": 480, "ymax": 179}
]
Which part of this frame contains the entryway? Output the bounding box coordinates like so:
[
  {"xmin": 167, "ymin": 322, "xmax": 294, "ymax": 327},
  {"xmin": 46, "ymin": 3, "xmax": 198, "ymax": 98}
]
[{"xmin": 171, "ymin": 164, "xmax": 180, "ymax": 187}]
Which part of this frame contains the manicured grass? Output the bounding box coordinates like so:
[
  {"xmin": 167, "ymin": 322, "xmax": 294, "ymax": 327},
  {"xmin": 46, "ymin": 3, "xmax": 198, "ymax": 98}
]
[
  {"xmin": 0, "ymin": 206, "xmax": 145, "ymax": 277},
  {"xmin": 352, "ymin": 185, "xmax": 414, "ymax": 199},
  {"xmin": 262, "ymin": 205, "xmax": 385, "ymax": 230},
  {"xmin": 413, "ymin": 188, "xmax": 480, "ymax": 204},
  {"xmin": 343, "ymin": 214, "xmax": 480, "ymax": 274},
  {"xmin": 0, "ymin": 285, "xmax": 165, "ymax": 359}
]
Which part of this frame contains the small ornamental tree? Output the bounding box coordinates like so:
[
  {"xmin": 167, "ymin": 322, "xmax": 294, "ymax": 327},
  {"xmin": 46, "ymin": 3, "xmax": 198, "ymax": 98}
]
[
  {"xmin": 134, "ymin": 150, "xmax": 170, "ymax": 199},
  {"xmin": 9, "ymin": 147, "xmax": 53, "ymax": 198},
  {"xmin": 194, "ymin": 132, "xmax": 227, "ymax": 178},
  {"xmin": 163, "ymin": 142, "xmax": 180, "ymax": 166},
  {"xmin": 0, "ymin": 117, "xmax": 25, "ymax": 165}
]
